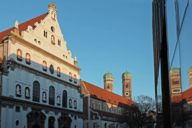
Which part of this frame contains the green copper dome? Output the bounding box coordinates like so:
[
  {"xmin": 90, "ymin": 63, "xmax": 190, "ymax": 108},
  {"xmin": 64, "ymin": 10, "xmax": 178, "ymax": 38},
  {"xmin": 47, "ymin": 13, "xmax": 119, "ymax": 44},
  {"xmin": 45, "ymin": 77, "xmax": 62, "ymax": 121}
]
[
  {"xmin": 122, "ymin": 71, "xmax": 131, "ymax": 78},
  {"xmin": 170, "ymin": 68, "xmax": 180, "ymax": 74},
  {"xmin": 103, "ymin": 72, "xmax": 113, "ymax": 79}
]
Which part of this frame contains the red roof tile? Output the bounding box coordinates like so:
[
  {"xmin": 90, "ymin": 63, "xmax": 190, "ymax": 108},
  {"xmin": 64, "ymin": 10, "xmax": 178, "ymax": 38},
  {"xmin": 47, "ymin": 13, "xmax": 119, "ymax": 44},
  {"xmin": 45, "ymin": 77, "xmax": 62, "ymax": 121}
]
[
  {"xmin": 81, "ymin": 80, "xmax": 135, "ymax": 106},
  {"xmin": 0, "ymin": 13, "xmax": 48, "ymax": 43},
  {"xmin": 172, "ymin": 88, "xmax": 192, "ymax": 103}
]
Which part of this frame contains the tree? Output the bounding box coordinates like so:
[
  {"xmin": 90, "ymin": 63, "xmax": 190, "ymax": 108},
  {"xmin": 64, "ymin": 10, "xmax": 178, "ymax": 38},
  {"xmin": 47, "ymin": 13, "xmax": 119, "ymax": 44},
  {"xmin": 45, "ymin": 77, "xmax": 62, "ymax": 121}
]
[{"xmin": 135, "ymin": 95, "xmax": 156, "ymax": 128}]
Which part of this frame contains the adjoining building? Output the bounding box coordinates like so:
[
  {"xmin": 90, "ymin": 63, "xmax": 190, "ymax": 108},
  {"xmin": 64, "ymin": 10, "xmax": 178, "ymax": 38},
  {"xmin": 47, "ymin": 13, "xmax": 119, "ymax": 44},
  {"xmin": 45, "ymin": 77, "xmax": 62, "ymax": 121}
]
[
  {"xmin": 81, "ymin": 72, "xmax": 138, "ymax": 128},
  {"xmin": 0, "ymin": 4, "xmax": 83, "ymax": 128}
]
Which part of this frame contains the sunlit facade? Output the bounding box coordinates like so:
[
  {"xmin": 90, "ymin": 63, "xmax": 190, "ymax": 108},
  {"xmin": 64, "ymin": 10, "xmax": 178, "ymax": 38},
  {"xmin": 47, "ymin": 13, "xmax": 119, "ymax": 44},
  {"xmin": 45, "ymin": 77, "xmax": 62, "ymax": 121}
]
[{"xmin": 0, "ymin": 4, "xmax": 83, "ymax": 128}]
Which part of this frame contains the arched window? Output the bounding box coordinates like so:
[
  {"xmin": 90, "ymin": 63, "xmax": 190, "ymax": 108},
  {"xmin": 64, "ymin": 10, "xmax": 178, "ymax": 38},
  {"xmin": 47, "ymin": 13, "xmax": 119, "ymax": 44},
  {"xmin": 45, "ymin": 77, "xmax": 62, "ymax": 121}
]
[
  {"xmin": 69, "ymin": 72, "xmax": 72, "ymax": 82},
  {"xmin": 25, "ymin": 53, "xmax": 31, "ymax": 64},
  {"xmin": 25, "ymin": 87, "xmax": 30, "ymax": 99},
  {"xmin": 74, "ymin": 74, "xmax": 77, "ymax": 84},
  {"xmin": 48, "ymin": 116, "xmax": 55, "ymax": 128},
  {"xmin": 57, "ymin": 67, "xmax": 61, "ymax": 77},
  {"xmin": 49, "ymin": 64, "xmax": 54, "ymax": 74},
  {"xmin": 42, "ymin": 91, "xmax": 47, "ymax": 103},
  {"xmin": 49, "ymin": 86, "xmax": 55, "ymax": 105},
  {"xmin": 33, "ymin": 81, "xmax": 40, "ymax": 102},
  {"xmin": 17, "ymin": 49, "xmax": 22, "ymax": 61},
  {"xmin": 16, "ymin": 84, "xmax": 21, "ymax": 97},
  {"xmin": 62, "ymin": 90, "xmax": 67, "ymax": 108},
  {"xmin": 42, "ymin": 61, "xmax": 47, "ymax": 71},
  {"xmin": 51, "ymin": 26, "xmax": 55, "ymax": 32},
  {"xmin": 57, "ymin": 95, "xmax": 61, "ymax": 105},
  {"xmin": 74, "ymin": 100, "xmax": 77, "ymax": 109},
  {"xmin": 51, "ymin": 35, "xmax": 55, "ymax": 45},
  {"xmin": 69, "ymin": 98, "xmax": 72, "ymax": 108}
]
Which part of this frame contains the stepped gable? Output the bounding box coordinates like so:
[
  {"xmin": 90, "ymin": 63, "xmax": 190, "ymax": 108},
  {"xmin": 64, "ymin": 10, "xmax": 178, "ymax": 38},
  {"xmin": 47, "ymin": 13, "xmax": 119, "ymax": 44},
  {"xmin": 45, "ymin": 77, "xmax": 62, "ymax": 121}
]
[{"xmin": 0, "ymin": 13, "xmax": 48, "ymax": 43}]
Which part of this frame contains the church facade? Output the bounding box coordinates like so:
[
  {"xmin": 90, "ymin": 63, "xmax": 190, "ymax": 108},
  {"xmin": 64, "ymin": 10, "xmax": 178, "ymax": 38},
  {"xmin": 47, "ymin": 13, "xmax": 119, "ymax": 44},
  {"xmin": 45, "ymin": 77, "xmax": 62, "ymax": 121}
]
[{"xmin": 0, "ymin": 4, "xmax": 83, "ymax": 128}]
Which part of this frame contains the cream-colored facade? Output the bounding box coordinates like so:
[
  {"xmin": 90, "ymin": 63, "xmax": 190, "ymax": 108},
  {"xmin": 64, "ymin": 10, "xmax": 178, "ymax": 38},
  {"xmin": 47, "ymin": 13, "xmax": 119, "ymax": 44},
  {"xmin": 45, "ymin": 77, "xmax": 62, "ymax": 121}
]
[{"xmin": 0, "ymin": 3, "xmax": 83, "ymax": 128}]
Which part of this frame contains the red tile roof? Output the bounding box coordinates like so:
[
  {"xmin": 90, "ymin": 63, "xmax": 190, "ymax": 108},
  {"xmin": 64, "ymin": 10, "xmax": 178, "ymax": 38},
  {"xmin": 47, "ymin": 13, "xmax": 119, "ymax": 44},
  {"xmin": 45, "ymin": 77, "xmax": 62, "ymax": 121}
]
[
  {"xmin": 81, "ymin": 80, "xmax": 135, "ymax": 106},
  {"xmin": 172, "ymin": 88, "xmax": 192, "ymax": 103},
  {"xmin": 0, "ymin": 13, "xmax": 48, "ymax": 43}
]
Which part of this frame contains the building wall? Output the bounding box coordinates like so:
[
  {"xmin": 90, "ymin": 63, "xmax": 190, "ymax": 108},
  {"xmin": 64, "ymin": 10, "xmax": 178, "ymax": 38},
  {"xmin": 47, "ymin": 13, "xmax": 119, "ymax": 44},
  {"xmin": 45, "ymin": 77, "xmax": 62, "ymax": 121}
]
[{"xmin": 0, "ymin": 4, "xmax": 83, "ymax": 128}]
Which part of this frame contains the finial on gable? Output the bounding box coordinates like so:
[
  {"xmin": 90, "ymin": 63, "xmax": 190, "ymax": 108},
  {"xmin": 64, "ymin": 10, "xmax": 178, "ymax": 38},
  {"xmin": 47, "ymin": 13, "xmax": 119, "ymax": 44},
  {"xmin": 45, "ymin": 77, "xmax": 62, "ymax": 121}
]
[
  {"xmin": 48, "ymin": 3, "xmax": 57, "ymax": 12},
  {"xmin": 15, "ymin": 20, "xmax": 19, "ymax": 29},
  {"xmin": 48, "ymin": 3, "xmax": 57, "ymax": 20}
]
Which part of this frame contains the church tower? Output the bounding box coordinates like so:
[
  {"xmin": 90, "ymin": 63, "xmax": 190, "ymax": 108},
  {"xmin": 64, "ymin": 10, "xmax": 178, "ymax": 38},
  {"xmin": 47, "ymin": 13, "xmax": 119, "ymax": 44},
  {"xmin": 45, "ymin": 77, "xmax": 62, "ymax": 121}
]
[
  {"xmin": 188, "ymin": 67, "xmax": 192, "ymax": 88},
  {"xmin": 122, "ymin": 71, "xmax": 132, "ymax": 99},
  {"xmin": 170, "ymin": 68, "xmax": 181, "ymax": 96},
  {"xmin": 104, "ymin": 72, "xmax": 113, "ymax": 92}
]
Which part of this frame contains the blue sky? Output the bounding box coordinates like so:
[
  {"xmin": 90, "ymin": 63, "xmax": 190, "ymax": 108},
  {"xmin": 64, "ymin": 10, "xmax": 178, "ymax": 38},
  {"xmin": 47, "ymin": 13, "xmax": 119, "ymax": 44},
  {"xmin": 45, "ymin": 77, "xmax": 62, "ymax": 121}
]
[{"xmin": 0, "ymin": 0, "xmax": 154, "ymax": 98}]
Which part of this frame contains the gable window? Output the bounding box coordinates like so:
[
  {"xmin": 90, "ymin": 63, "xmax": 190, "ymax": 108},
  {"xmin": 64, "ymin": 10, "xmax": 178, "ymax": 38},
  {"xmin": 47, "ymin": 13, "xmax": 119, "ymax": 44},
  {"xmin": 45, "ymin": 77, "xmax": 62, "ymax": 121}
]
[
  {"xmin": 69, "ymin": 99, "xmax": 72, "ymax": 108},
  {"xmin": 51, "ymin": 35, "xmax": 55, "ymax": 45},
  {"xmin": 42, "ymin": 61, "xmax": 47, "ymax": 71},
  {"xmin": 74, "ymin": 74, "xmax": 77, "ymax": 84},
  {"xmin": 25, "ymin": 53, "xmax": 31, "ymax": 64},
  {"xmin": 57, "ymin": 95, "xmax": 61, "ymax": 106},
  {"xmin": 44, "ymin": 31, "xmax": 47, "ymax": 38},
  {"xmin": 49, "ymin": 86, "xmax": 55, "ymax": 105},
  {"xmin": 62, "ymin": 90, "xmax": 67, "ymax": 108},
  {"xmin": 51, "ymin": 26, "xmax": 55, "ymax": 32},
  {"xmin": 25, "ymin": 87, "xmax": 30, "ymax": 99},
  {"xmin": 69, "ymin": 72, "xmax": 72, "ymax": 82},
  {"xmin": 17, "ymin": 49, "xmax": 22, "ymax": 61},
  {"xmin": 33, "ymin": 81, "xmax": 40, "ymax": 102},
  {"xmin": 16, "ymin": 84, "xmax": 21, "ymax": 97},
  {"xmin": 58, "ymin": 40, "xmax": 61, "ymax": 46},
  {"xmin": 42, "ymin": 91, "xmax": 47, "ymax": 103},
  {"xmin": 74, "ymin": 100, "xmax": 77, "ymax": 109},
  {"xmin": 57, "ymin": 67, "xmax": 61, "ymax": 77}
]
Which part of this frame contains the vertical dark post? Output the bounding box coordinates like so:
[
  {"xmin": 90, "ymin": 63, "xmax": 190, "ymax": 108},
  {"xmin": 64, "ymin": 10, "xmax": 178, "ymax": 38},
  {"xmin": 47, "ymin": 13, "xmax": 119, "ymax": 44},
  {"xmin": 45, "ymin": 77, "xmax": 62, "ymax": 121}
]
[{"xmin": 160, "ymin": 1, "xmax": 172, "ymax": 127}]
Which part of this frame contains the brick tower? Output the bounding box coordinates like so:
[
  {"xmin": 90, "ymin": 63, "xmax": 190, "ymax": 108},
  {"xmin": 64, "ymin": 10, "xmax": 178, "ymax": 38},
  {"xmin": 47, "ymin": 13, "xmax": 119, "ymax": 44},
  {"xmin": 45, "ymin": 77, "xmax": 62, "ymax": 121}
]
[
  {"xmin": 188, "ymin": 67, "xmax": 192, "ymax": 88},
  {"xmin": 122, "ymin": 71, "xmax": 132, "ymax": 99},
  {"xmin": 170, "ymin": 68, "xmax": 181, "ymax": 96},
  {"xmin": 103, "ymin": 72, "xmax": 113, "ymax": 92}
]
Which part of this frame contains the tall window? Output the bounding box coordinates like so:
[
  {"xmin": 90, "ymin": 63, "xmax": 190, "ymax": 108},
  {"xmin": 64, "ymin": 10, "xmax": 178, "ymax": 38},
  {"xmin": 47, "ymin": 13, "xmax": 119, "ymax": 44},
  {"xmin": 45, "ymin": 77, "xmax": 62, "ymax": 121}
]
[
  {"xmin": 42, "ymin": 91, "xmax": 47, "ymax": 103},
  {"xmin": 49, "ymin": 86, "xmax": 55, "ymax": 105},
  {"xmin": 49, "ymin": 64, "xmax": 54, "ymax": 74},
  {"xmin": 16, "ymin": 84, "xmax": 21, "ymax": 97},
  {"xmin": 25, "ymin": 87, "xmax": 30, "ymax": 99},
  {"xmin": 62, "ymin": 90, "xmax": 67, "ymax": 108},
  {"xmin": 33, "ymin": 81, "xmax": 40, "ymax": 102},
  {"xmin": 42, "ymin": 61, "xmax": 47, "ymax": 71},
  {"xmin": 25, "ymin": 53, "xmax": 31, "ymax": 64},
  {"xmin": 57, "ymin": 67, "xmax": 61, "ymax": 77},
  {"xmin": 74, "ymin": 74, "xmax": 77, "ymax": 84},
  {"xmin": 57, "ymin": 95, "xmax": 61, "ymax": 105},
  {"xmin": 51, "ymin": 35, "xmax": 55, "ymax": 45},
  {"xmin": 69, "ymin": 72, "xmax": 72, "ymax": 82},
  {"xmin": 17, "ymin": 49, "xmax": 22, "ymax": 61},
  {"xmin": 69, "ymin": 99, "xmax": 72, "ymax": 108},
  {"xmin": 74, "ymin": 100, "xmax": 77, "ymax": 109}
]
